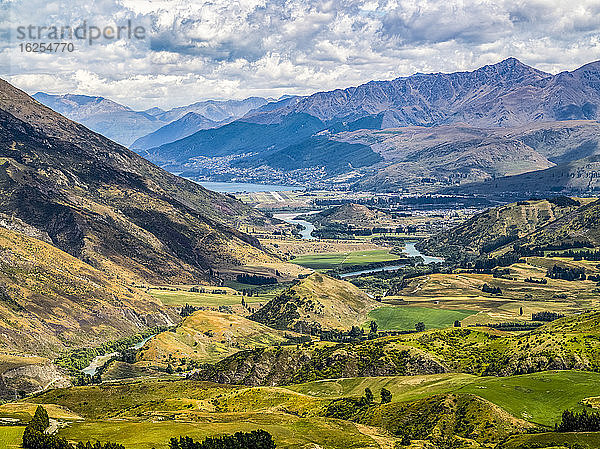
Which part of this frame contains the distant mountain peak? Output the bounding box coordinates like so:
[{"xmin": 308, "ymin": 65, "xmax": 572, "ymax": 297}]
[
  {"xmin": 33, "ymin": 92, "xmax": 131, "ymax": 111},
  {"xmin": 496, "ymin": 56, "xmax": 525, "ymax": 66},
  {"xmin": 473, "ymin": 57, "xmax": 550, "ymax": 81},
  {"xmin": 573, "ymin": 60, "xmax": 600, "ymax": 72}
]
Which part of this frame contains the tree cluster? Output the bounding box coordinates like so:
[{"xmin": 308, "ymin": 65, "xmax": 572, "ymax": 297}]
[
  {"xmin": 319, "ymin": 325, "xmax": 367, "ymax": 343},
  {"xmin": 181, "ymin": 303, "xmax": 200, "ymax": 317},
  {"xmin": 380, "ymin": 388, "xmax": 392, "ymax": 404},
  {"xmin": 486, "ymin": 322, "xmax": 543, "ymax": 331},
  {"xmin": 532, "ymin": 311, "xmax": 565, "ymax": 322},
  {"xmin": 168, "ymin": 430, "xmax": 276, "ymax": 449},
  {"xmin": 547, "ymin": 250, "xmax": 600, "ymax": 261},
  {"xmin": 481, "ymin": 284, "xmax": 502, "ymax": 295},
  {"xmin": 546, "ymin": 265, "xmax": 586, "ymax": 281},
  {"xmin": 481, "ymin": 234, "xmax": 519, "ymax": 254},
  {"xmin": 236, "ymin": 274, "xmax": 277, "ymax": 285},
  {"xmin": 471, "ymin": 252, "xmax": 522, "ymax": 271},
  {"xmin": 524, "ymin": 277, "xmax": 548, "ymax": 284},
  {"xmin": 557, "ymin": 409, "xmax": 600, "ymax": 432},
  {"xmin": 547, "ymin": 196, "xmax": 580, "ymax": 207}
]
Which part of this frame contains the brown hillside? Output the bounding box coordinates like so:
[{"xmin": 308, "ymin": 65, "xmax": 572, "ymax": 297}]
[
  {"xmin": 0, "ymin": 226, "xmax": 174, "ymax": 356},
  {"xmin": 0, "ymin": 79, "xmax": 279, "ymax": 284}
]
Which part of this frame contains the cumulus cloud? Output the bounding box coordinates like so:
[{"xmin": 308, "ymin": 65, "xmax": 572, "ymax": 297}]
[{"xmin": 1, "ymin": 0, "xmax": 600, "ymax": 109}]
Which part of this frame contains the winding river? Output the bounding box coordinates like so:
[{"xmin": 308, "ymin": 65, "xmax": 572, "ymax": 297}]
[
  {"xmin": 81, "ymin": 334, "xmax": 156, "ymax": 376},
  {"xmin": 272, "ymin": 211, "xmax": 445, "ymax": 277},
  {"xmin": 273, "ymin": 211, "xmax": 318, "ymax": 240},
  {"xmin": 339, "ymin": 243, "xmax": 444, "ymax": 278},
  {"xmin": 403, "ymin": 242, "xmax": 445, "ymax": 265}
]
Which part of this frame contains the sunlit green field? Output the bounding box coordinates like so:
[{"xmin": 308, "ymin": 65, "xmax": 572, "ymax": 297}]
[
  {"xmin": 503, "ymin": 431, "xmax": 600, "ymax": 449},
  {"xmin": 292, "ymin": 249, "xmax": 403, "ymax": 270},
  {"xmin": 367, "ymin": 306, "xmax": 476, "ymax": 330},
  {"xmin": 0, "ymin": 426, "xmax": 25, "ymax": 449},
  {"xmin": 457, "ymin": 370, "xmax": 600, "ymax": 427},
  {"xmin": 148, "ymin": 288, "xmax": 267, "ymax": 308},
  {"xmin": 285, "ymin": 373, "xmax": 476, "ymax": 402},
  {"xmin": 287, "ymin": 370, "xmax": 600, "ymax": 428},
  {"xmin": 57, "ymin": 415, "xmax": 378, "ymax": 449}
]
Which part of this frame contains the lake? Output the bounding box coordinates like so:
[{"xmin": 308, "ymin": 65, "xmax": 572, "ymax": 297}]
[{"xmin": 196, "ymin": 181, "xmax": 303, "ymax": 193}]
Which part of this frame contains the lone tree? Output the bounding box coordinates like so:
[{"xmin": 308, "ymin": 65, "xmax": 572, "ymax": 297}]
[
  {"xmin": 454, "ymin": 320, "xmax": 461, "ymax": 327},
  {"xmin": 415, "ymin": 322, "xmax": 426, "ymax": 332},
  {"xmin": 364, "ymin": 387, "xmax": 374, "ymax": 404},
  {"xmin": 31, "ymin": 406, "xmax": 49, "ymax": 431},
  {"xmin": 519, "ymin": 306, "xmax": 523, "ymax": 316},
  {"xmin": 380, "ymin": 388, "xmax": 392, "ymax": 404},
  {"xmin": 369, "ymin": 320, "xmax": 378, "ymax": 334}
]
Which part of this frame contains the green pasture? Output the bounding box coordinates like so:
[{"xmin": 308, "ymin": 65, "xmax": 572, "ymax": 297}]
[
  {"xmin": 292, "ymin": 249, "xmax": 403, "ymax": 270},
  {"xmin": 367, "ymin": 306, "xmax": 476, "ymax": 331}
]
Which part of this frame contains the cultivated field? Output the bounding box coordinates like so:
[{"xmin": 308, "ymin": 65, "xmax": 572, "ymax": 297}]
[
  {"xmin": 292, "ymin": 249, "xmax": 403, "ymax": 270},
  {"xmin": 147, "ymin": 287, "xmax": 269, "ymax": 312},
  {"xmin": 367, "ymin": 306, "xmax": 475, "ymax": 331}
]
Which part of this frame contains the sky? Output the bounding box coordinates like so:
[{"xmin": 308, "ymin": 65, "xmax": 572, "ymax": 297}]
[{"xmin": 1, "ymin": 0, "xmax": 600, "ymax": 110}]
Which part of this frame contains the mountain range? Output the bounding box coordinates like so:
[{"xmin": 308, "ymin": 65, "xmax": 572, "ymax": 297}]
[
  {"xmin": 32, "ymin": 93, "xmax": 272, "ymax": 147},
  {"xmin": 30, "ymin": 59, "xmax": 600, "ymax": 196},
  {"xmin": 131, "ymin": 58, "xmax": 600, "ymax": 195}
]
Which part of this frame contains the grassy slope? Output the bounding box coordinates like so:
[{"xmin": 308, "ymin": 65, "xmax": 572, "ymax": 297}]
[
  {"xmin": 0, "ymin": 426, "xmax": 25, "ymax": 449},
  {"xmin": 517, "ymin": 198, "xmax": 600, "ymax": 250},
  {"xmin": 288, "ymin": 370, "xmax": 600, "ymax": 428},
  {"xmin": 457, "ymin": 370, "xmax": 600, "ymax": 426},
  {"xmin": 419, "ymin": 198, "xmax": 588, "ymax": 257},
  {"xmin": 57, "ymin": 417, "xmax": 378, "ymax": 449},
  {"xmin": 0, "ymin": 402, "xmax": 82, "ymax": 420},
  {"xmin": 502, "ymin": 432, "xmax": 600, "ymax": 449},
  {"xmin": 26, "ymin": 379, "xmax": 377, "ymax": 449},
  {"xmin": 285, "ymin": 373, "xmax": 477, "ymax": 401},
  {"xmin": 357, "ymin": 393, "xmax": 533, "ymax": 445},
  {"xmin": 398, "ymin": 317, "xmax": 600, "ymax": 376},
  {"xmin": 0, "ymin": 354, "xmax": 46, "ymax": 375},
  {"xmin": 250, "ymin": 272, "xmax": 377, "ymax": 332},
  {"xmin": 137, "ymin": 310, "xmax": 291, "ymax": 365}
]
